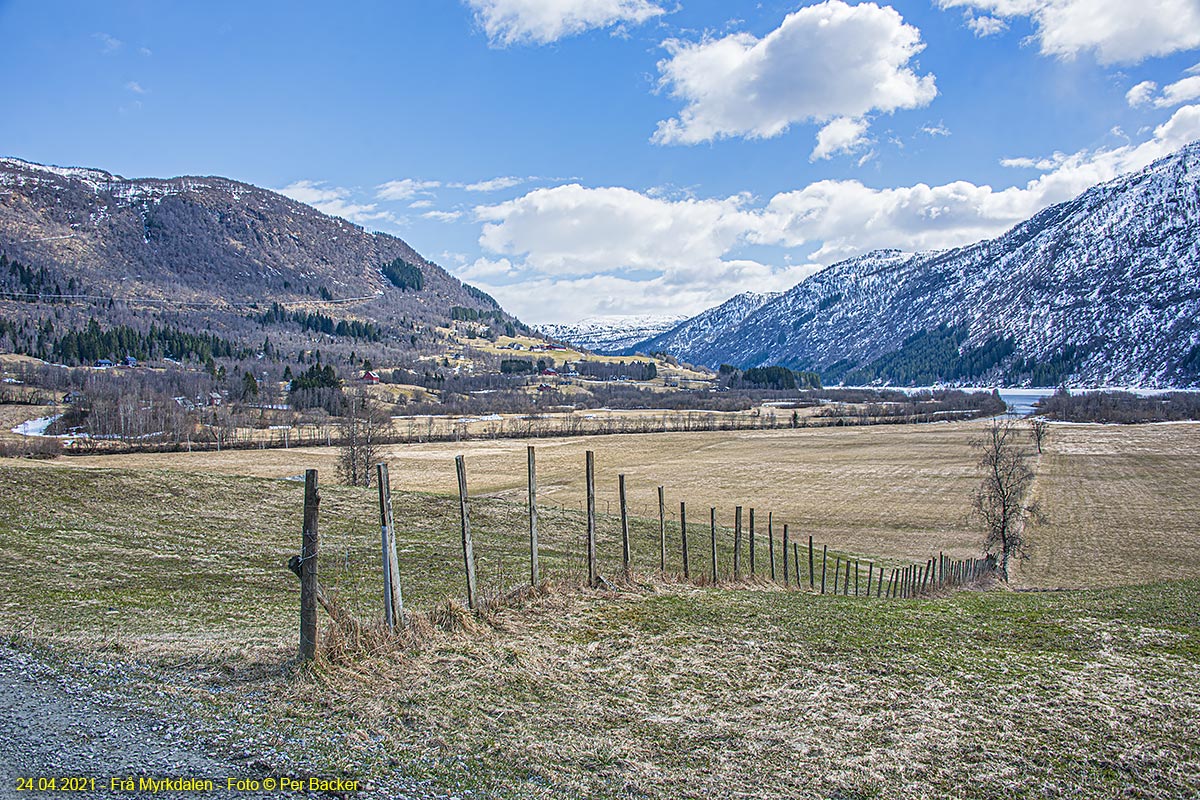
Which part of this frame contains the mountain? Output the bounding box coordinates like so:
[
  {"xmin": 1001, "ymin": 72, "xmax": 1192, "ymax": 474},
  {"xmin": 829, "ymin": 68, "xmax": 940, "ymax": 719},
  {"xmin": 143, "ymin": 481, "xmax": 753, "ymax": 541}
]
[
  {"xmin": 630, "ymin": 142, "xmax": 1200, "ymax": 388},
  {"xmin": 0, "ymin": 157, "xmax": 523, "ymax": 361},
  {"xmin": 537, "ymin": 314, "xmax": 689, "ymax": 354},
  {"xmin": 631, "ymin": 291, "xmax": 782, "ymax": 363}
]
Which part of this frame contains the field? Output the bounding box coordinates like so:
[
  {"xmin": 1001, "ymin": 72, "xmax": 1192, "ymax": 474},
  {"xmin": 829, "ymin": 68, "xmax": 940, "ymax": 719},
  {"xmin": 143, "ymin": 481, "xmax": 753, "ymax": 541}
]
[
  {"xmin": 36, "ymin": 419, "xmax": 1200, "ymax": 588},
  {"xmin": 3, "ymin": 420, "xmax": 1200, "ymax": 798}
]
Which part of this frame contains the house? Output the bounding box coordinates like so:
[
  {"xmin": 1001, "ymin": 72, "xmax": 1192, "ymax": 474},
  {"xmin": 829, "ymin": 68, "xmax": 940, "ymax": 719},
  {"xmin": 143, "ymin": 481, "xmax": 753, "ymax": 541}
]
[
  {"xmin": 360, "ymin": 370, "xmax": 381, "ymax": 384},
  {"xmin": 537, "ymin": 383, "xmax": 554, "ymax": 392},
  {"xmin": 123, "ymin": 356, "xmax": 138, "ymax": 367},
  {"xmin": 62, "ymin": 391, "xmax": 86, "ymax": 405},
  {"xmin": 206, "ymin": 391, "xmax": 224, "ymax": 407},
  {"xmin": 94, "ymin": 359, "xmax": 114, "ymax": 368},
  {"xmin": 540, "ymin": 368, "xmax": 558, "ymax": 377}
]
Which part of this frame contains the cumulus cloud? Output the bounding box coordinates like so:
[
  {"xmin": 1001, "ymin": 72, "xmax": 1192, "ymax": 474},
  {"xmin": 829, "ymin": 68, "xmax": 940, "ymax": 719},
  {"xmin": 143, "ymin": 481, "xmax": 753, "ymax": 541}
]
[
  {"xmin": 279, "ymin": 180, "xmax": 396, "ymax": 226},
  {"xmin": 376, "ymin": 178, "xmax": 441, "ymax": 201},
  {"xmin": 759, "ymin": 104, "xmax": 1200, "ymax": 260},
  {"xmin": 811, "ymin": 118, "xmax": 872, "ymax": 161},
  {"xmin": 466, "ymin": 0, "xmax": 666, "ymax": 46},
  {"xmin": 964, "ymin": 13, "xmax": 1008, "ymax": 36},
  {"xmin": 1156, "ymin": 75, "xmax": 1200, "ymax": 107},
  {"xmin": 652, "ymin": 1, "xmax": 936, "ymax": 150},
  {"xmin": 470, "ymin": 105, "xmax": 1200, "ymax": 319},
  {"xmin": 936, "ymin": 0, "xmax": 1200, "ymax": 64},
  {"xmin": 1127, "ymin": 80, "xmax": 1159, "ymax": 107}
]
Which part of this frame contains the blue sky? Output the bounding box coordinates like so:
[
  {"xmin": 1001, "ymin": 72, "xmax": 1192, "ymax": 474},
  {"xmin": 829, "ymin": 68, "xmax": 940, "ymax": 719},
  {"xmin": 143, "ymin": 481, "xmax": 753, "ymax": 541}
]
[{"xmin": 3, "ymin": 0, "xmax": 1200, "ymax": 324}]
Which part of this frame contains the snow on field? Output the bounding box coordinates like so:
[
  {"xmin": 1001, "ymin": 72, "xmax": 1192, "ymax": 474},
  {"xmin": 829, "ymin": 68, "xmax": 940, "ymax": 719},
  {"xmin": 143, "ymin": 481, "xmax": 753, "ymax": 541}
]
[{"xmin": 11, "ymin": 415, "xmax": 61, "ymax": 437}]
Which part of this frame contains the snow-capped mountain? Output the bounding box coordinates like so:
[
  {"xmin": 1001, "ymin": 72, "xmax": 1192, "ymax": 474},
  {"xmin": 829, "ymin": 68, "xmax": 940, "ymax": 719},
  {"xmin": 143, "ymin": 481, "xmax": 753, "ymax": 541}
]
[
  {"xmin": 631, "ymin": 291, "xmax": 783, "ymax": 362},
  {"xmin": 628, "ymin": 141, "xmax": 1200, "ymax": 387},
  {"xmin": 538, "ymin": 314, "xmax": 689, "ymax": 354}
]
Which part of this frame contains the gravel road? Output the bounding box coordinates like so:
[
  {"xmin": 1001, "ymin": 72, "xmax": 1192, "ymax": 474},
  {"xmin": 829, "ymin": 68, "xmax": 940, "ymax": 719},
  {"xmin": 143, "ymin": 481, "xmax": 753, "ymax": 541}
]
[{"xmin": 0, "ymin": 645, "xmax": 457, "ymax": 800}]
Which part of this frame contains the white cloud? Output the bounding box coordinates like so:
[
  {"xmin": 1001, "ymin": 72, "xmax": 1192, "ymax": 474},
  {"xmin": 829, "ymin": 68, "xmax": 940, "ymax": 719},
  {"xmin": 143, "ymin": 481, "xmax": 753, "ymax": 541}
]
[
  {"xmin": 422, "ymin": 210, "xmax": 464, "ymax": 222},
  {"xmin": 964, "ymin": 13, "xmax": 1008, "ymax": 36},
  {"xmin": 1127, "ymin": 80, "xmax": 1159, "ymax": 107},
  {"xmin": 279, "ymin": 180, "xmax": 396, "ymax": 226},
  {"xmin": 760, "ymin": 104, "xmax": 1200, "ymax": 260},
  {"xmin": 409, "ymin": 199, "xmax": 435, "ymax": 209},
  {"xmin": 476, "ymin": 184, "xmax": 759, "ymax": 275},
  {"xmin": 93, "ymin": 32, "xmax": 123, "ymax": 53},
  {"xmin": 937, "ymin": 0, "xmax": 1200, "ymax": 64},
  {"xmin": 470, "ymin": 106, "xmax": 1200, "ymax": 320},
  {"xmin": 921, "ymin": 122, "xmax": 952, "ymax": 137},
  {"xmin": 459, "ymin": 176, "xmax": 526, "ymax": 192},
  {"xmin": 376, "ymin": 178, "xmax": 441, "ymax": 201},
  {"xmin": 652, "ymin": 1, "xmax": 936, "ymax": 152},
  {"xmin": 466, "ymin": 0, "xmax": 666, "ymax": 46},
  {"xmin": 125, "ymin": 81, "xmax": 146, "ymax": 95},
  {"xmin": 811, "ymin": 117, "xmax": 872, "ymax": 161},
  {"xmin": 1156, "ymin": 75, "xmax": 1200, "ymax": 107}
]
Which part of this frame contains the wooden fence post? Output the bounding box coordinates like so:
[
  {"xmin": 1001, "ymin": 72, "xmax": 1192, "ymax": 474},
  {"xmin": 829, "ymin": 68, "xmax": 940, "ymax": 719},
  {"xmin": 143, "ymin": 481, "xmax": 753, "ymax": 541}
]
[
  {"xmin": 709, "ymin": 507, "xmax": 718, "ymax": 584},
  {"xmin": 854, "ymin": 560, "xmax": 859, "ymax": 597},
  {"xmin": 866, "ymin": 562, "xmax": 873, "ymax": 597},
  {"xmin": 586, "ymin": 450, "xmax": 597, "ymax": 587},
  {"xmin": 376, "ymin": 463, "xmax": 403, "ymax": 630},
  {"xmin": 680, "ymin": 501, "xmax": 690, "ymax": 579},
  {"xmin": 455, "ymin": 456, "xmax": 477, "ymax": 610},
  {"xmin": 528, "ymin": 446, "xmax": 539, "ymax": 586},
  {"xmin": 782, "ymin": 524, "xmax": 790, "ymax": 587},
  {"xmin": 748, "ymin": 508, "xmax": 756, "ymax": 577},
  {"xmin": 844, "ymin": 559, "xmax": 852, "ymax": 596},
  {"xmin": 768, "ymin": 512, "xmax": 776, "ymax": 581},
  {"xmin": 808, "ymin": 536, "xmax": 815, "ymax": 591},
  {"xmin": 658, "ymin": 486, "xmax": 666, "ymax": 573},
  {"xmin": 299, "ymin": 469, "xmax": 319, "ymax": 662},
  {"xmin": 821, "ymin": 545, "xmax": 828, "ymax": 594},
  {"xmin": 619, "ymin": 474, "xmax": 631, "ymax": 578},
  {"xmin": 793, "ymin": 542, "xmax": 800, "ymax": 586},
  {"xmin": 733, "ymin": 506, "xmax": 743, "ymax": 579},
  {"xmin": 833, "ymin": 557, "xmax": 841, "ymax": 596}
]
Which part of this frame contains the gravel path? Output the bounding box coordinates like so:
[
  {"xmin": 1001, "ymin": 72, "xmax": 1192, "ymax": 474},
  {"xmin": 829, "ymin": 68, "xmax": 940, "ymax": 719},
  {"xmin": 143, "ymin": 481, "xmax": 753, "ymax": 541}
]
[{"xmin": 0, "ymin": 645, "xmax": 454, "ymax": 800}]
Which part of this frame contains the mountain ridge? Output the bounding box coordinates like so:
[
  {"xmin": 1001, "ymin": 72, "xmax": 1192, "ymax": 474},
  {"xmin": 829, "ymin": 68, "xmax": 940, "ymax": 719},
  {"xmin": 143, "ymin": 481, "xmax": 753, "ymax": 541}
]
[{"xmin": 630, "ymin": 142, "xmax": 1200, "ymax": 387}]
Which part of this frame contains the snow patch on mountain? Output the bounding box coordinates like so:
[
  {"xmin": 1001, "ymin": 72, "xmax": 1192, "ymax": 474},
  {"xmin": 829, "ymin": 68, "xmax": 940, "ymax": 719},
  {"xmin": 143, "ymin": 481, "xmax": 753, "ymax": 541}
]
[{"xmin": 539, "ymin": 314, "xmax": 689, "ymax": 353}]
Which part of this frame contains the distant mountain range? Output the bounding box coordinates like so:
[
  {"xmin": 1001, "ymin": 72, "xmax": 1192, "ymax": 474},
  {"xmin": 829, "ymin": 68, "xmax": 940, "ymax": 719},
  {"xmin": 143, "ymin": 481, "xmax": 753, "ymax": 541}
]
[
  {"xmin": 538, "ymin": 314, "xmax": 688, "ymax": 354},
  {"xmin": 630, "ymin": 141, "xmax": 1200, "ymax": 388}
]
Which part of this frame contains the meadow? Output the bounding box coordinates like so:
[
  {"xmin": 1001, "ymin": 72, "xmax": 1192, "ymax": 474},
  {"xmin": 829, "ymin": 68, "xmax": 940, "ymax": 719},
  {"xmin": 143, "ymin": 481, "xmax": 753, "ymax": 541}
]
[{"xmin": 2, "ymin": 420, "xmax": 1199, "ymax": 798}]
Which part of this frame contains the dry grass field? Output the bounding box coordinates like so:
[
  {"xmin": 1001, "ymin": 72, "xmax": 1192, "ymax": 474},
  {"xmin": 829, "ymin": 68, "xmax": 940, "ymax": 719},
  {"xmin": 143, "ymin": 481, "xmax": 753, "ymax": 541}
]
[
  {"xmin": 42, "ymin": 419, "xmax": 1200, "ymax": 587},
  {"xmin": 3, "ymin": 420, "xmax": 1200, "ymax": 798}
]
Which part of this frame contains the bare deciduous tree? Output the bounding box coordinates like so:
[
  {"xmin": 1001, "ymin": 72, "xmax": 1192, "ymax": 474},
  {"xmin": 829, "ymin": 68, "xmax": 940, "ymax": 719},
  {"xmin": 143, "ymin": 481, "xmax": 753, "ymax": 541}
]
[
  {"xmin": 1029, "ymin": 417, "xmax": 1049, "ymax": 454},
  {"xmin": 972, "ymin": 418, "xmax": 1042, "ymax": 581},
  {"xmin": 337, "ymin": 389, "xmax": 388, "ymax": 487}
]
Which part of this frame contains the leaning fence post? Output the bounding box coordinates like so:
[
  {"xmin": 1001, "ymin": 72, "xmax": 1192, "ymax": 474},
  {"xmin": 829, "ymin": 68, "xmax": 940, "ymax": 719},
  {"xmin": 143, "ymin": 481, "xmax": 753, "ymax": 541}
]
[
  {"xmin": 299, "ymin": 469, "xmax": 319, "ymax": 662},
  {"xmin": 658, "ymin": 486, "xmax": 666, "ymax": 573},
  {"xmin": 376, "ymin": 463, "xmax": 403, "ymax": 630},
  {"xmin": 833, "ymin": 556, "xmax": 841, "ymax": 596},
  {"xmin": 782, "ymin": 524, "xmax": 790, "ymax": 587},
  {"xmin": 793, "ymin": 542, "xmax": 800, "ymax": 586},
  {"xmin": 528, "ymin": 446, "xmax": 539, "ymax": 586},
  {"xmin": 709, "ymin": 507, "xmax": 718, "ymax": 584},
  {"xmin": 854, "ymin": 560, "xmax": 860, "ymax": 597},
  {"xmin": 733, "ymin": 506, "xmax": 743, "ymax": 579},
  {"xmin": 455, "ymin": 456, "xmax": 478, "ymax": 609},
  {"xmin": 680, "ymin": 501, "xmax": 690, "ymax": 579},
  {"xmin": 586, "ymin": 450, "xmax": 597, "ymax": 587},
  {"xmin": 619, "ymin": 474, "xmax": 631, "ymax": 578}
]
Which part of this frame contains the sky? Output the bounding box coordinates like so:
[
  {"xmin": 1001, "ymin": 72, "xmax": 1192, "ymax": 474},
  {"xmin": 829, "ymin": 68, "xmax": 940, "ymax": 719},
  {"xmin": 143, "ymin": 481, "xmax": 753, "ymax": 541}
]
[{"xmin": 2, "ymin": 0, "xmax": 1200, "ymax": 325}]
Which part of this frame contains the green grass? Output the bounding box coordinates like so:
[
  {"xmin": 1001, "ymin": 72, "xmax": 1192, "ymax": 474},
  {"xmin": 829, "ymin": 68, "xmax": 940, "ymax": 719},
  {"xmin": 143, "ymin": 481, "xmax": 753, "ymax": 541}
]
[{"xmin": 3, "ymin": 463, "xmax": 1199, "ymax": 799}]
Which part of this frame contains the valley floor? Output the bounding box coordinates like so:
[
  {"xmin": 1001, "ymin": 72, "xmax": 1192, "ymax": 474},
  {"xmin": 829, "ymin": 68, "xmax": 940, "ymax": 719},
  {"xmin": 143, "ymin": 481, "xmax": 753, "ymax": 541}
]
[{"xmin": 1, "ymin": 421, "xmax": 1198, "ymax": 798}]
